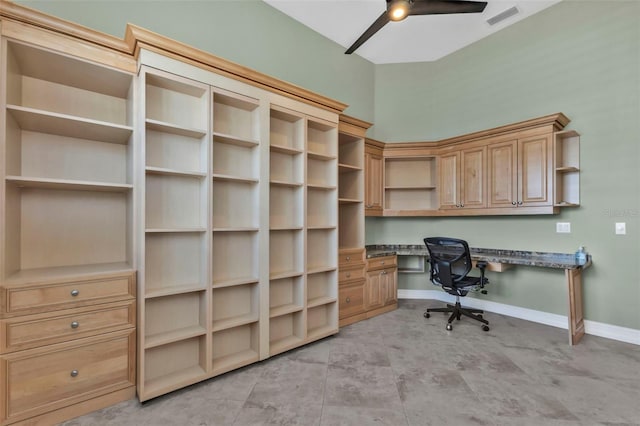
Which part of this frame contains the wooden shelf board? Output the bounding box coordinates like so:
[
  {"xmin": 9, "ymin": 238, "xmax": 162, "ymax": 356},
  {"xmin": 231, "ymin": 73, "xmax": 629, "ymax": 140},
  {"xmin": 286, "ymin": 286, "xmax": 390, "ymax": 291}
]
[
  {"xmin": 145, "ymin": 166, "xmax": 206, "ymax": 178},
  {"xmin": 212, "ymin": 174, "xmax": 258, "ymax": 184},
  {"xmin": 213, "ymin": 132, "xmax": 259, "ymax": 147},
  {"xmin": 307, "ymin": 296, "xmax": 337, "ymax": 309},
  {"xmin": 6, "ymin": 176, "xmax": 132, "ymax": 192},
  {"xmin": 269, "ymin": 303, "xmax": 304, "ymax": 318},
  {"xmin": 307, "ymin": 183, "xmax": 337, "ymax": 190},
  {"xmin": 385, "ymin": 186, "xmax": 436, "ymax": 190},
  {"xmin": 555, "ymin": 202, "xmax": 580, "ymax": 207},
  {"xmin": 143, "ymin": 365, "xmax": 206, "ymax": 401},
  {"xmin": 212, "ymin": 277, "xmax": 259, "ymax": 289},
  {"xmin": 211, "ymin": 349, "xmax": 259, "ymax": 376},
  {"xmin": 146, "ymin": 118, "xmax": 207, "ymax": 139},
  {"xmin": 145, "ymin": 325, "xmax": 207, "ymax": 349},
  {"xmin": 307, "ymin": 151, "xmax": 336, "ymax": 161},
  {"xmin": 8, "ymin": 105, "xmax": 133, "ymax": 144},
  {"xmin": 212, "ymin": 313, "xmax": 259, "ymax": 333},
  {"xmin": 307, "ymin": 225, "xmax": 337, "ymax": 230},
  {"xmin": 339, "ymin": 198, "xmax": 362, "ymax": 204},
  {"xmin": 307, "ymin": 324, "xmax": 338, "ymax": 342},
  {"xmin": 270, "ymin": 335, "xmax": 304, "ymax": 356},
  {"xmin": 4, "ymin": 262, "xmax": 133, "ymax": 286},
  {"xmin": 270, "ymin": 270, "xmax": 304, "ymax": 280},
  {"xmin": 212, "ymin": 227, "xmax": 259, "ymax": 232},
  {"xmin": 269, "ymin": 226, "xmax": 303, "ymax": 231},
  {"xmin": 556, "ymin": 166, "xmax": 580, "ymax": 173},
  {"xmin": 146, "ymin": 228, "xmax": 207, "ymax": 233},
  {"xmin": 307, "ymin": 266, "xmax": 337, "ymax": 275},
  {"xmin": 270, "ymin": 180, "xmax": 303, "ymax": 187},
  {"xmin": 338, "ymin": 163, "xmax": 362, "ymax": 173},
  {"xmin": 270, "ymin": 144, "xmax": 303, "ymax": 155},
  {"xmin": 145, "ymin": 285, "xmax": 206, "ymax": 299}
]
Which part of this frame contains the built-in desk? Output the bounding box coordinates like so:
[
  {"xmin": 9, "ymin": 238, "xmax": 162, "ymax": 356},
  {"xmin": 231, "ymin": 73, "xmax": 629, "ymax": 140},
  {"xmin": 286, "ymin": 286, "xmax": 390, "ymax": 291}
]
[{"xmin": 366, "ymin": 245, "xmax": 592, "ymax": 345}]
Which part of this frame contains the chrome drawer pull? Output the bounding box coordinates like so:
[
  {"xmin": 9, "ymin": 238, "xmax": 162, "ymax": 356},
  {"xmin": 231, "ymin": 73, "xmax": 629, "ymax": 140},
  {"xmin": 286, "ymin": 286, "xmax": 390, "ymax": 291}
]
[
  {"xmin": 346, "ymin": 256, "xmax": 351, "ymax": 261},
  {"xmin": 71, "ymin": 321, "xmax": 79, "ymax": 329},
  {"xmin": 70, "ymin": 370, "xmax": 79, "ymax": 377},
  {"xmin": 70, "ymin": 289, "xmax": 79, "ymax": 297}
]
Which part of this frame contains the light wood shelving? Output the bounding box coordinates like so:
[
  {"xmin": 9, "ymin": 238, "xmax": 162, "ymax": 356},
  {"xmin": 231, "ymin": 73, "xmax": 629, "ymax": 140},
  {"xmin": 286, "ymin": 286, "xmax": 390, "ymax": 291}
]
[
  {"xmin": 554, "ymin": 130, "xmax": 580, "ymax": 207},
  {"xmin": 384, "ymin": 157, "xmax": 437, "ymax": 212}
]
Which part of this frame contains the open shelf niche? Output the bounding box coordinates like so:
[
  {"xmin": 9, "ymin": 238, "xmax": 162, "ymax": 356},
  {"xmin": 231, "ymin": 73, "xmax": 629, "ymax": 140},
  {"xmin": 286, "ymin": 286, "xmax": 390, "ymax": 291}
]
[
  {"xmin": 138, "ymin": 66, "xmax": 211, "ymax": 400},
  {"xmin": 2, "ymin": 39, "xmax": 135, "ymax": 283},
  {"xmin": 554, "ymin": 130, "xmax": 580, "ymax": 207},
  {"xmin": 384, "ymin": 157, "xmax": 438, "ymax": 211}
]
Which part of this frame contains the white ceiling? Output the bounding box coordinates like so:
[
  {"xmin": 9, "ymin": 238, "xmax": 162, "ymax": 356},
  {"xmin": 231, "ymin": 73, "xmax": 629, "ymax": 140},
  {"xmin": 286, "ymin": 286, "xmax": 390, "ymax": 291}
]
[{"xmin": 263, "ymin": 0, "xmax": 561, "ymax": 64}]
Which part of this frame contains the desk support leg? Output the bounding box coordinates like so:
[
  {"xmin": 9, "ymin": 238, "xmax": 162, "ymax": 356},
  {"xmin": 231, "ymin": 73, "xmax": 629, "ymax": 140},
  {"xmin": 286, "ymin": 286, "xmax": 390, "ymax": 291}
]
[{"xmin": 566, "ymin": 268, "xmax": 585, "ymax": 345}]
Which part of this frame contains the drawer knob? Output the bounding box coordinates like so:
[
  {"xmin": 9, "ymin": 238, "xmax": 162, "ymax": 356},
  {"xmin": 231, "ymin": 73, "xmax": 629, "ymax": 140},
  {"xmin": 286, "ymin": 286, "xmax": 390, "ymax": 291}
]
[
  {"xmin": 346, "ymin": 256, "xmax": 351, "ymax": 261},
  {"xmin": 346, "ymin": 297, "xmax": 351, "ymax": 303},
  {"xmin": 71, "ymin": 321, "xmax": 79, "ymax": 329},
  {"xmin": 381, "ymin": 261, "xmax": 385, "ymax": 265},
  {"xmin": 70, "ymin": 289, "xmax": 79, "ymax": 297},
  {"xmin": 70, "ymin": 370, "xmax": 79, "ymax": 378}
]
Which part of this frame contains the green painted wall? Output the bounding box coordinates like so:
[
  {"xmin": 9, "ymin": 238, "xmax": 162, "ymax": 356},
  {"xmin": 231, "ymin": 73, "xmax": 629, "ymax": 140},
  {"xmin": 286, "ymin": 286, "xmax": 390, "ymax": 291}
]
[
  {"xmin": 16, "ymin": 0, "xmax": 375, "ymax": 122},
  {"xmin": 15, "ymin": 0, "xmax": 639, "ymax": 330},
  {"xmin": 371, "ymin": 0, "xmax": 640, "ymax": 329}
]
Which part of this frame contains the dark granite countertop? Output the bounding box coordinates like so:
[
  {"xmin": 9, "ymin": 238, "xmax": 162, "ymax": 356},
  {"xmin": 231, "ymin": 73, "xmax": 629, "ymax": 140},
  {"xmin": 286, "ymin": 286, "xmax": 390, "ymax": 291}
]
[{"xmin": 365, "ymin": 244, "xmax": 591, "ymax": 270}]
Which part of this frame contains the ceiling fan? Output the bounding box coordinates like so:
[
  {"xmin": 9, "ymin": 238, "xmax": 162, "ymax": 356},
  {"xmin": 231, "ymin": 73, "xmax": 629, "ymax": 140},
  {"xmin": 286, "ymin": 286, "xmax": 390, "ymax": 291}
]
[{"xmin": 345, "ymin": 0, "xmax": 488, "ymax": 54}]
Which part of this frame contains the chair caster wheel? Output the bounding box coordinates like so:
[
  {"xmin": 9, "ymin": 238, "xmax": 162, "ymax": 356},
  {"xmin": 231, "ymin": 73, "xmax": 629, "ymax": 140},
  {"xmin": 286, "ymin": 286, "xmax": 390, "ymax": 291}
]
[
  {"xmin": 482, "ymin": 325, "xmax": 490, "ymax": 332},
  {"xmin": 446, "ymin": 324, "xmax": 452, "ymax": 331},
  {"xmin": 478, "ymin": 315, "xmax": 483, "ymax": 319},
  {"xmin": 424, "ymin": 312, "xmax": 430, "ymax": 318}
]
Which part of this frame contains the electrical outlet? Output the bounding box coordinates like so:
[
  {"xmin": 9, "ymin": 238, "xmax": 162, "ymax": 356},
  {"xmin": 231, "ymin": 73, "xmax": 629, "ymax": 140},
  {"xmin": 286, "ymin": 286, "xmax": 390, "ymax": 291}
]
[
  {"xmin": 615, "ymin": 222, "xmax": 626, "ymax": 235},
  {"xmin": 556, "ymin": 222, "xmax": 571, "ymax": 233}
]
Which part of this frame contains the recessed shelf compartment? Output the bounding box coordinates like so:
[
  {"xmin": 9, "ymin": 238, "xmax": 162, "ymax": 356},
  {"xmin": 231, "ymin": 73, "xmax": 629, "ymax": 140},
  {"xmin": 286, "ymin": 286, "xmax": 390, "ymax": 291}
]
[
  {"xmin": 307, "ymin": 119, "xmax": 337, "ymax": 158},
  {"xmin": 213, "ymin": 140, "xmax": 258, "ymax": 181},
  {"xmin": 213, "ymin": 132, "xmax": 259, "ymax": 148},
  {"xmin": 307, "ymin": 188, "xmax": 337, "ymax": 228},
  {"xmin": 145, "ymin": 71, "xmax": 208, "ymax": 132},
  {"xmin": 144, "ymin": 291, "xmax": 207, "ymax": 348},
  {"xmin": 5, "ymin": 41, "xmax": 133, "ymax": 128},
  {"xmin": 211, "ymin": 283, "xmax": 259, "ymax": 332},
  {"xmin": 339, "ymin": 203, "xmax": 364, "ymax": 249},
  {"xmin": 307, "ymin": 270, "xmax": 337, "ymax": 308},
  {"xmin": 211, "ymin": 323, "xmax": 259, "ymax": 375},
  {"xmin": 269, "ymin": 311, "xmax": 304, "ymax": 356},
  {"xmin": 270, "ymin": 150, "xmax": 303, "ymax": 185},
  {"xmin": 307, "ymin": 229, "xmax": 337, "ymax": 271},
  {"xmin": 270, "ymin": 185, "xmax": 303, "ymax": 229},
  {"xmin": 269, "ymin": 229, "xmax": 303, "ymax": 278},
  {"xmin": 212, "ymin": 180, "xmax": 259, "ymax": 229},
  {"xmin": 212, "ymin": 231, "xmax": 258, "ymax": 285},
  {"xmin": 213, "ymin": 89, "xmax": 259, "ymax": 142},
  {"xmin": 3, "ymin": 187, "xmax": 129, "ymax": 278},
  {"xmin": 270, "ymin": 107, "xmax": 304, "ymax": 151},
  {"xmin": 145, "ymin": 126, "xmax": 207, "ymax": 174},
  {"xmin": 270, "ymin": 276, "xmax": 304, "ymax": 318},
  {"xmin": 143, "ymin": 336, "xmax": 207, "ymax": 399},
  {"xmin": 146, "ymin": 174, "xmax": 207, "ymax": 230},
  {"xmin": 385, "ymin": 157, "xmax": 436, "ymax": 188},
  {"xmin": 338, "ymin": 133, "xmax": 363, "ymax": 168},
  {"xmin": 145, "ymin": 118, "xmax": 207, "ymax": 139},
  {"xmin": 307, "ymin": 302, "xmax": 338, "ymax": 341},
  {"xmin": 307, "ymin": 156, "xmax": 337, "ymax": 188},
  {"xmin": 385, "ymin": 188, "xmax": 438, "ymax": 211},
  {"xmin": 144, "ymin": 233, "xmax": 206, "ymax": 297}
]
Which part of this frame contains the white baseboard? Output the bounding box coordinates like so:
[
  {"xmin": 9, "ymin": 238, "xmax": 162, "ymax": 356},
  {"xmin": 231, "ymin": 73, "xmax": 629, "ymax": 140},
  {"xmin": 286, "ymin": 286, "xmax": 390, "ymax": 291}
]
[{"xmin": 398, "ymin": 289, "xmax": 640, "ymax": 346}]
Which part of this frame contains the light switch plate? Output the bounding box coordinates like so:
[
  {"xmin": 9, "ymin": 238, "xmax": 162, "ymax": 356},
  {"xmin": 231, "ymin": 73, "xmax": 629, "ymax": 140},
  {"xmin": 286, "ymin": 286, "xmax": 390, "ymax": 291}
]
[
  {"xmin": 556, "ymin": 222, "xmax": 571, "ymax": 233},
  {"xmin": 615, "ymin": 222, "xmax": 626, "ymax": 235}
]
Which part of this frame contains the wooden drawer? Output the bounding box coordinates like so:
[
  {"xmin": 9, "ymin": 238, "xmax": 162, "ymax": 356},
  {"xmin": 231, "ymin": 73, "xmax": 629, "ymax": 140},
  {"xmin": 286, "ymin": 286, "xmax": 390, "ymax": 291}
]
[
  {"xmin": 338, "ymin": 266, "xmax": 365, "ymax": 284},
  {"xmin": 1, "ymin": 329, "xmax": 135, "ymax": 424},
  {"xmin": 367, "ymin": 255, "xmax": 397, "ymax": 271},
  {"xmin": 338, "ymin": 248, "xmax": 365, "ymax": 267},
  {"xmin": 339, "ymin": 282, "xmax": 366, "ymax": 319},
  {"xmin": 1, "ymin": 300, "xmax": 135, "ymax": 353},
  {"xmin": 3, "ymin": 273, "xmax": 135, "ymax": 316}
]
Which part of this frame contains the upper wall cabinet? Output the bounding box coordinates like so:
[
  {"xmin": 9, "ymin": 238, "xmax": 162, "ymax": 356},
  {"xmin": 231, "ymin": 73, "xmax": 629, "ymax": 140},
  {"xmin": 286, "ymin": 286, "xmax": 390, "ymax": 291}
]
[
  {"xmin": 439, "ymin": 144, "xmax": 487, "ymax": 210},
  {"xmin": 364, "ymin": 140, "xmax": 383, "ymax": 216}
]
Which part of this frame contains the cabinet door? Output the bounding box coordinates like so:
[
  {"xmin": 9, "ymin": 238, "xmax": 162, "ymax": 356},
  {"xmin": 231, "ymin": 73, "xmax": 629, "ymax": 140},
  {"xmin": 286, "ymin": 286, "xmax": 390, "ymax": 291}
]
[
  {"xmin": 519, "ymin": 134, "xmax": 553, "ymax": 206},
  {"xmin": 382, "ymin": 268, "xmax": 397, "ymax": 305},
  {"xmin": 365, "ymin": 152, "xmax": 383, "ymax": 213},
  {"xmin": 487, "ymin": 140, "xmax": 518, "ymax": 208},
  {"xmin": 460, "ymin": 146, "xmax": 487, "ymax": 208},
  {"xmin": 365, "ymin": 270, "xmax": 383, "ymax": 309},
  {"xmin": 438, "ymin": 152, "xmax": 459, "ymax": 209}
]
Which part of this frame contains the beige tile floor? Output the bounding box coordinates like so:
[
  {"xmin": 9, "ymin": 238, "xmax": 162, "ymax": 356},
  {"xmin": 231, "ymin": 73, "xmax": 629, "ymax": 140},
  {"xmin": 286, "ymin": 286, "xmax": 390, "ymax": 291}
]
[{"xmin": 63, "ymin": 300, "xmax": 640, "ymax": 425}]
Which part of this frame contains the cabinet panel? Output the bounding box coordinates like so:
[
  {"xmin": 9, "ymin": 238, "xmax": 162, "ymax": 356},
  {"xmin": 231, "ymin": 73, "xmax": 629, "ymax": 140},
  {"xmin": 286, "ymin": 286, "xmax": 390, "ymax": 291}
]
[
  {"xmin": 488, "ymin": 140, "xmax": 518, "ymax": 208},
  {"xmin": 364, "ymin": 150, "xmax": 383, "ymax": 213},
  {"xmin": 338, "ymin": 283, "xmax": 366, "ymax": 319},
  {"xmin": 460, "ymin": 146, "xmax": 486, "ymax": 208},
  {"xmin": 439, "ymin": 152, "xmax": 459, "ymax": 209},
  {"xmin": 519, "ymin": 134, "xmax": 552, "ymax": 206},
  {"xmin": 365, "ymin": 269, "xmax": 383, "ymax": 310}
]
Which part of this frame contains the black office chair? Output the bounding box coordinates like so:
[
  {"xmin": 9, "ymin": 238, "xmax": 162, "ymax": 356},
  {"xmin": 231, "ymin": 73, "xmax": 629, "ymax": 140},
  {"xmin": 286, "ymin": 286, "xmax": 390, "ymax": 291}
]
[{"xmin": 423, "ymin": 237, "xmax": 490, "ymax": 331}]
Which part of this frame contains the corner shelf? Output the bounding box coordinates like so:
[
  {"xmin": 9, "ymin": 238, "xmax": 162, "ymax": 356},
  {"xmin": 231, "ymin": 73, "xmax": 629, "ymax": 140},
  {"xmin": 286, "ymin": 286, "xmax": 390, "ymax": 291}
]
[{"xmin": 554, "ymin": 130, "xmax": 580, "ymax": 207}]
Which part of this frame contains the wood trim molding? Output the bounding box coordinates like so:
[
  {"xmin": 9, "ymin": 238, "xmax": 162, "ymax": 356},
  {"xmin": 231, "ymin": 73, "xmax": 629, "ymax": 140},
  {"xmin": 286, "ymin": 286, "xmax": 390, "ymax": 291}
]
[
  {"xmin": 339, "ymin": 114, "xmax": 373, "ymax": 138},
  {"xmin": 0, "ymin": 0, "xmax": 347, "ymax": 114},
  {"xmin": 365, "ymin": 138, "xmax": 386, "ymax": 149}
]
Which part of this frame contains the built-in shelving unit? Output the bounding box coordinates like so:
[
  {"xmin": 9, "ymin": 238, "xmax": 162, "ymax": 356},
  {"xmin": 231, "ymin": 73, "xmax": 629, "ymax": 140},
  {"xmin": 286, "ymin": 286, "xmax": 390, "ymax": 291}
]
[
  {"xmin": 384, "ymin": 157, "xmax": 437, "ymax": 212},
  {"xmin": 211, "ymin": 87, "xmax": 262, "ymax": 376},
  {"xmin": 138, "ymin": 67, "xmax": 210, "ymax": 400},
  {"xmin": 554, "ymin": 130, "xmax": 580, "ymax": 207},
  {"xmin": 338, "ymin": 131, "xmax": 365, "ymax": 249}
]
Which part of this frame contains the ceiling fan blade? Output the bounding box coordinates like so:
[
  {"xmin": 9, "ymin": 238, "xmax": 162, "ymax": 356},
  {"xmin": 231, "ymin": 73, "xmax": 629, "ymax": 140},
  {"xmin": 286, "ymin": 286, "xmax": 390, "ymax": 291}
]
[
  {"xmin": 345, "ymin": 11, "xmax": 390, "ymax": 54},
  {"xmin": 409, "ymin": 0, "xmax": 488, "ymax": 16}
]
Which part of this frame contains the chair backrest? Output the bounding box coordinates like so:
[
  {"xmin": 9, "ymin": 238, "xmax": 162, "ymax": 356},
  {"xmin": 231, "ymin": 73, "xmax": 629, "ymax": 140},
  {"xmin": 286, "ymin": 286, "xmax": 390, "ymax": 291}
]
[{"xmin": 423, "ymin": 237, "xmax": 473, "ymax": 289}]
